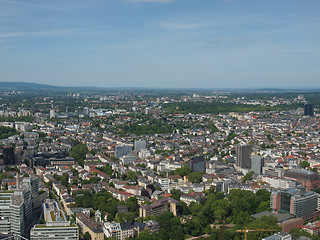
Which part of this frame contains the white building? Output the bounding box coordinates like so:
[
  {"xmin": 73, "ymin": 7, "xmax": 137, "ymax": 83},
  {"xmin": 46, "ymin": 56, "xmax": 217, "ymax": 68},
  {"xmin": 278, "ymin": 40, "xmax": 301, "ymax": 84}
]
[
  {"xmin": 103, "ymin": 222, "xmax": 134, "ymax": 240},
  {"xmin": 159, "ymin": 178, "xmax": 169, "ymax": 191},
  {"xmin": 49, "ymin": 110, "xmax": 56, "ymax": 119},
  {"xmin": 0, "ymin": 177, "xmax": 40, "ymax": 237},
  {"xmin": 30, "ymin": 199, "xmax": 79, "ymax": 240}
]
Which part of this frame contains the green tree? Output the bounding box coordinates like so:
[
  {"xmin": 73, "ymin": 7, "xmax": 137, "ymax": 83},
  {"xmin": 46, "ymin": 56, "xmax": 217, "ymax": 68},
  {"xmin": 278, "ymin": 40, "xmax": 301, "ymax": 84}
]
[
  {"xmin": 70, "ymin": 143, "xmax": 88, "ymax": 166},
  {"xmin": 188, "ymin": 172, "xmax": 203, "ymax": 183},
  {"xmin": 83, "ymin": 232, "xmax": 91, "ymax": 240},
  {"xmin": 243, "ymin": 171, "xmax": 255, "ymax": 183},
  {"xmin": 300, "ymin": 161, "xmax": 310, "ymax": 169},
  {"xmin": 245, "ymin": 216, "xmax": 281, "ymax": 240}
]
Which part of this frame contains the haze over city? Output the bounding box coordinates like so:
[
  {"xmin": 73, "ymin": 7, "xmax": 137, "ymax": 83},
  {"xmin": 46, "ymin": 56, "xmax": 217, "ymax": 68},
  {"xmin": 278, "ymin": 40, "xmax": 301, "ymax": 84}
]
[{"xmin": 0, "ymin": 0, "xmax": 319, "ymax": 88}]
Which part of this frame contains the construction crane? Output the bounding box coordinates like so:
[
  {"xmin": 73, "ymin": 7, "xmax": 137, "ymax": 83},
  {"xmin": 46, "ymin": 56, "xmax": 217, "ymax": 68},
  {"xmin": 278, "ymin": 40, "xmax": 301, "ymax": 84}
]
[{"xmin": 236, "ymin": 227, "xmax": 277, "ymax": 240}]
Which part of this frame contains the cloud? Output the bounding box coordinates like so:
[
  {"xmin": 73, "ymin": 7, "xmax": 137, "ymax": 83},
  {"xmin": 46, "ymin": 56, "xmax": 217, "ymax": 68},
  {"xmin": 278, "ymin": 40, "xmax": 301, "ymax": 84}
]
[
  {"xmin": 159, "ymin": 22, "xmax": 205, "ymax": 30},
  {"xmin": 125, "ymin": 0, "xmax": 172, "ymax": 3}
]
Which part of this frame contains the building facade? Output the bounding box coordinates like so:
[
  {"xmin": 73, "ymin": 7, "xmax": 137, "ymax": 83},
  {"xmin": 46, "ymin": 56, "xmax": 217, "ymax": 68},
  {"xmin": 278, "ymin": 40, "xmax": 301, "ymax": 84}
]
[
  {"xmin": 236, "ymin": 144, "xmax": 251, "ymax": 169},
  {"xmin": 30, "ymin": 199, "xmax": 78, "ymax": 240}
]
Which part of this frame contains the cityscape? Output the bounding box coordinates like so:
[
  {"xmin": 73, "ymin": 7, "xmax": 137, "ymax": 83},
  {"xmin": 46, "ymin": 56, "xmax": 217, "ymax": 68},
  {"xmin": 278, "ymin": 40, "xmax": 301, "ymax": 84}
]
[
  {"xmin": 1, "ymin": 0, "xmax": 320, "ymax": 239},
  {"xmin": 0, "ymin": 85, "xmax": 319, "ymax": 240}
]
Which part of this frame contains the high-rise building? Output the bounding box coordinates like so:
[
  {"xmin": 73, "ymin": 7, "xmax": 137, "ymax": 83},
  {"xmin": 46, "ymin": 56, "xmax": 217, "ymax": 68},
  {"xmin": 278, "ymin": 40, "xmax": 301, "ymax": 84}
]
[
  {"xmin": 2, "ymin": 147, "xmax": 15, "ymax": 165},
  {"xmin": 115, "ymin": 145, "xmax": 132, "ymax": 159},
  {"xmin": 236, "ymin": 144, "xmax": 251, "ymax": 169},
  {"xmin": 134, "ymin": 140, "xmax": 146, "ymax": 153},
  {"xmin": 304, "ymin": 104, "xmax": 314, "ymax": 117},
  {"xmin": 188, "ymin": 156, "xmax": 206, "ymax": 172},
  {"xmin": 270, "ymin": 188, "xmax": 318, "ymax": 217},
  {"xmin": 251, "ymin": 155, "xmax": 264, "ymax": 174},
  {"xmin": 30, "ymin": 199, "xmax": 79, "ymax": 240},
  {"xmin": 0, "ymin": 176, "xmax": 40, "ymax": 237},
  {"xmin": 83, "ymin": 107, "xmax": 89, "ymax": 115},
  {"xmin": 49, "ymin": 109, "xmax": 56, "ymax": 119}
]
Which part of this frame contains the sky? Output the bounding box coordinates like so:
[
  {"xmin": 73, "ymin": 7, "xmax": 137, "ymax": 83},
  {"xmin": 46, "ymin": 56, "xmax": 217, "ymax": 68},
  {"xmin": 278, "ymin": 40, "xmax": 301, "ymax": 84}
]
[{"xmin": 0, "ymin": 0, "xmax": 319, "ymax": 89}]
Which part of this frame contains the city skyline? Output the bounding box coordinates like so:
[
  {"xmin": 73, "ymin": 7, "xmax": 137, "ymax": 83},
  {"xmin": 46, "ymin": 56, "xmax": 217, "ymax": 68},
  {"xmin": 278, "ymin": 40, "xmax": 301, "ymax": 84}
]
[{"xmin": 0, "ymin": 0, "xmax": 319, "ymax": 89}]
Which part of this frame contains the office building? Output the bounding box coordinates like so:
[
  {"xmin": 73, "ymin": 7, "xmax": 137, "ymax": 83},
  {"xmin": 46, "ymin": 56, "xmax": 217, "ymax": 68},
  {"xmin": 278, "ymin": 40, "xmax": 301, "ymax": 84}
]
[
  {"xmin": 115, "ymin": 145, "xmax": 132, "ymax": 159},
  {"xmin": 236, "ymin": 144, "xmax": 251, "ymax": 169},
  {"xmin": 270, "ymin": 188, "xmax": 318, "ymax": 217},
  {"xmin": 263, "ymin": 166, "xmax": 285, "ymax": 178},
  {"xmin": 49, "ymin": 110, "xmax": 56, "ymax": 119},
  {"xmin": 188, "ymin": 156, "xmax": 206, "ymax": 172},
  {"xmin": 30, "ymin": 199, "xmax": 79, "ymax": 240},
  {"xmin": 1, "ymin": 147, "xmax": 15, "ymax": 165},
  {"xmin": 0, "ymin": 176, "xmax": 40, "ymax": 237},
  {"xmin": 134, "ymin": 140, "xmax": 147, "ymax": 153},
  {"xmin": 158, "ymin": 178, "xmax": 169, "ymax": 191},
  {"xmin": 304, "ymin": 103, "xmax": 314, "ymax": 117},
  {"xmin": 83, "ymin": 107, "xmax": 89, "ymax": 115},
  {"xmin": 251, "ymin": 155, "xmax": 264, "ymax": 174},
  {"xmin": 283, "ymin": 169, "xmax": 320, "ymax": 191},
  {"xmin": 139, "ymin": 198, "xmax": 178, "ymax": 218},
  {"xmin": 27, "ymin": 152, "xmax": 75, "ymax": 168}
]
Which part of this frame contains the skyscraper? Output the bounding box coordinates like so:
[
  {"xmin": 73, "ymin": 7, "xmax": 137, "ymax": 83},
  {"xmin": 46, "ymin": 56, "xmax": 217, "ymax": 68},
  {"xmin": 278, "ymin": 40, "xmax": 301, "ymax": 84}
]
[
  {"xmin": 304, "ymin": 103, "xmax": 314, "ymax": 117},
  {"xmin": 134, "ymin": 140, "xmax": 147, "ymax": 153},
  {"xmin": 0, "ymin": 177, "xmax": 40, "ymax": 237},
  {"xmin": 236, "ymin": 144, "xmax": 251, "ymax": 169},
  {"xmin": 251, "ymin": 155, "xmax": 264, "ymax": 174},
  {"xmin": 188, "ymin": 156, "xmax": 206, "ymax": 172}
]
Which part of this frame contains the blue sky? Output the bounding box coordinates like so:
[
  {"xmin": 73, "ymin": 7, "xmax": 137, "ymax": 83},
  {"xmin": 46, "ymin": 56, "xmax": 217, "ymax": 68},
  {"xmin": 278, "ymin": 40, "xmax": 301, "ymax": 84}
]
[{"xmin": 0, "ymin": 0, "xmax": 319, "ymax": 89}]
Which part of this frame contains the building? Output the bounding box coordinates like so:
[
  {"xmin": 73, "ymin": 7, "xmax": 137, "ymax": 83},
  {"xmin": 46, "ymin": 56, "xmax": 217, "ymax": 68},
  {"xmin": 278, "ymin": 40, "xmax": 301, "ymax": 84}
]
[
  {"xmin": 304, "ymin": 103, "xmax": 314, "ymax": 117},
  {"xmin": 134, "ymin": 140, "xmax": 147, "ymax": 153},
  {"xmin": 263, "ymin": 166, "xmax": 285, "ymax": 178},
  {"xmin": 262, "ymin": 232, "xmax": 292, "ymax": 240},
  {"xmin": 49, "ymin": 110, "xmax": 56, "ymax": 119},
  {"xmin": 1, "ymin": 147, "xmax": 15, "ymax": 165},
  {"xmin": 180, "ymin": 192, "xmax": 205, "ymax": 206},
  {"xmin": 158, "ymin": 178, "xmax": 169, "ymax": 191},
  {"xmin": 139, "ymin": 198, "xmax": 178, "ymax": 218},
  {"xmin": 271, "ymin": 188, "xmax": 318, "ymax": 217},
  {"xmin": 30, "ymin": 199, "xmax": 79, "ymax": 240},
  {"xmin": 120, "ymin": 155, "xmax": 138, "ymax": 165},
  {"xmin": 283, "ymin": 169, "xmax": 320, "ymax": 191},
  {"xmin": 134, "ymin": 220, "xmax": 159, "ymax": 236},
  {"xmin": 76, "ymin": 212, "xmax": 104, "ymax": 240},
  {"xmin": 84, "ymin": 107, "xmax": 89, "ymax": 115},
  {"xmin": 251, "ymin": 155, "xmax": 264, "ymax": 174},
  {"xmin": 27, "ymin": 152, "xmax": 76, "ymax": 168},
  {"xmin": 103, "ymin": 222, "xmax": 134, "ymax": 240},
  {"xmin": 115, "ymin": 145, "xmax": 132, "ymax": 159},
  {"xmin": 0, "ymin": 177, "xmax": 40, "ymax": 237},
  {"xmin": 188, "ymin": 156, "xmax": 206, "ymax": 172},
  {"xmin": 236, "ymin": 144, "xmax": 251, "ymax": 169}
]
